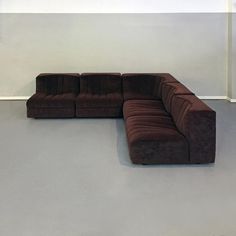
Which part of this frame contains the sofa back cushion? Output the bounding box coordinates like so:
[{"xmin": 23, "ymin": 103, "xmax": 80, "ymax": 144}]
[
  {"xmin": 80, "ymin": 73, "xmax": 122, "ymax": 95},
  {"xmin": 36, "ymin": 73, "xmax": 79, "ymax": 94},
  {"xmin": 156, "ymin": 74, "xmax": 180, "ymax": 98},
  {"xmin": 122, "ymin": 73, "xmax": 163, "ymax": 101},
  {"xmin": 170, "ymin": 95, "xmax": 216, "ymax": 163},
  {"xmin": 161, "ymin": 82, "xmax": 194, "ymax": 113}
]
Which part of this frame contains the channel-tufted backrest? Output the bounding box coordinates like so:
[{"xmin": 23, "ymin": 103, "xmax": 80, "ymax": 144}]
[
  {"xmin": 156, "ymin": 73, "xmax": 180, "ymax": 98},
  {"xmin": 36, "ymin": 73, "xmax": 80, "ymax": 94},
  {"xmin": 80, "ymin": 73, "xmax": 122, "ymax": 95},
  {"xmin": 122, "ymin": 73, "xmax": 163, "ymax": 101},
  {"xmin": 170, "ymin": 95, "xmax": 216, "ymax": 163},
  {"xmin": 161, "ymin": 82, "xmax": 194, "ymax": 113}
]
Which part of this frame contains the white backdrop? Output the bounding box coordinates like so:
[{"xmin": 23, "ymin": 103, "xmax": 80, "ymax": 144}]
[
  {"xmin": 0, "ymin": 0, "xmax": 227, "ymax": 13},
  {"xmin": 0, "ymin": 0, "xmax": 235, "ymax": 99},
  {"xmin": 0, "ymin": 13, "xmax": 227, "ymax": 97}
]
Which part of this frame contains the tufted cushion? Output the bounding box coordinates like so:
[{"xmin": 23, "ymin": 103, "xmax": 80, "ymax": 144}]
[
  {"xmin": 76, "ymin": 107, "xmax": 122, "ymax": 118},
  {"xmin": 161, "ymin": 82, "xmax": 194, "ymax": 113},
  {"xmin": 156, "ymin": 73, "xmax": 179, "ymax": 84},
  {"xmin": 123, "ymin": 99, "xmax": 169, "ymax": 120},
  {"xmin": 125, "ymin": 115, "xmax": 189, "ymax": 164},
  {"xmin": 76, "ymin": 93, "xmax": 123, "ymax": 108},
  {"xmin": 26, "ymin": 93, "xmax": 76, "ymax": 118},
  {"xmin": 27, "ymin": 107, "xmax": 75, "ymax": 118},
  {"xmin": 36, "ymin": 73, "xmax": 79, "ymax": 95},
  {"xmin": 27, "ymin": 93, "xmax": 76, "ymax": 108},
  {"xmin": 122, "ymin": 73, "xmax": 163, "ymax": 101},
  {"xmin": 155, "ymin": 73, "xmax": 180, "ymax": 97},
  {"xmin": 80, "ymin": 73, "xmax": 122, "ymax": 95},
  {"xmin": 170, "ymin": 95, "xmax": 216, "ymax": 163}
]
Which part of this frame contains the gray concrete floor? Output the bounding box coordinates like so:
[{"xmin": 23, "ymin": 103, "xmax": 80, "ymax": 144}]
[{"xmin": 0, "ymin": 100, "xmax": 235, "ymax": 236}]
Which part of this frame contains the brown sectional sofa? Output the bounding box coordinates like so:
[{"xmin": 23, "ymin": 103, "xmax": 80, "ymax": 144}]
[{"xmin": 27, "ymin": 73, "xmax": 216, "ymax": 164}]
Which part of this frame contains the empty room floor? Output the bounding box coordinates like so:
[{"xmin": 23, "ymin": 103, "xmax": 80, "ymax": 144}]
[{"xmin": 0, "ymin": 100, "xmax": 235, "ymax": 236}]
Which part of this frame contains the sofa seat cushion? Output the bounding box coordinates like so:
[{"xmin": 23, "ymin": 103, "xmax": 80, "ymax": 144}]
[
  {"xmin": 125, "ymin": 116, "xmax": 189, "ymax": 164},
  {"xmin": 27, "ymin": 107, "xmax": 75, "ymax": 118},
  {"xmin": 27, "ymin": 93, "xmax": 76, "ymax": 108},
  {"xmin": 123, "ymin": 99, "xmax": 169, "ymax": 120},
  {"xmin": 76, "ymin": 93, "xmax": 123, "ymax": 108}
]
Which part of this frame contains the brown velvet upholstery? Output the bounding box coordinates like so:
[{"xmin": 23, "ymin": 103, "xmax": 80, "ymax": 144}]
[
  {"xmin": 27, "ymin": 107, "xmax": 75, "ymax": 118},
  {"xmin": 125, "ymin": 115, "xmax": 189, "ymax": 164},
  {"xmin": 155, "ymin": 73, "xmax": 180, "ymax": 98},
  {"xmin": 170, "ymin": 95, "xmax": 216, "ymax": 164},
  {"xmin": 27, "ymin": 72, "xmax": 216, "ymax": 165},
  {"xmin": 123, "ymin": 73, "xmax": 163, "ymax": 101},
  {"xmin": 161, "ymin": 82, "xmax": 194, "ymax": 113},
  {"xmin": 36, "ymin": 73, "xmax": 79, "ymax": 94},
  {"xmin": 78, "ymin": 93, "xmax": 123, "ymax": 108},
  {"xmin": 156, "ymin": 73, "xmax": 180, "ymax": 83},
  {"xmin": 76, "ymin": 108, "xmax": 122, "ymax": 118},
  {"xmin": 123, "ymin": 100, "xmax": 169, "ymax": 120},
  {"xmin": 122, "ymin": 74, "xmax": 215, "ymax": 164},
  {"xmin": 80, "ymin": 73, "xmax": 122, "ymax": 94},
  {"xmin": 27, "ymin": 93, "xmax": 76, "ymax": 108},
  {"xmin": 76, "ymin": 73, "xmax": 123, "ymax": 117},
  {"xmin": 27, "ymin": 73, "xmax": 79, "ymax": 118}
]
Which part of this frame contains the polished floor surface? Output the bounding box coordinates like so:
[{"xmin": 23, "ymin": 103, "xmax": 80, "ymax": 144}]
[{"xmin": 0, "ymin": 100, "xmax": 235, "ymax": 236}]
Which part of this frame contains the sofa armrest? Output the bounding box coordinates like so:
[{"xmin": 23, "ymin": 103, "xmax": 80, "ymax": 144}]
[{"xmin": 171, "ymin": 95, "xmax": 216, "ymax": 163}]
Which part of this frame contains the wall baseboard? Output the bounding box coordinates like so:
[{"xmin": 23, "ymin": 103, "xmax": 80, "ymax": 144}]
[
  {"xmin": 226, "ymin": 97, "xmax": 236, "ymax": 103},
  {"xmin": 198, "ymin": 96, "xmax": 228, "ymax": 100},
  {"xmin": 0, "ymin": 96, "xmax": 235, "ymax": 102},
  {"xmin": 0, "ymin": 96, "xmax": 30, "ymax": 101},
  {"xmin": 197, "ymin": 96, "xmax": 236, "ymax": 102}
]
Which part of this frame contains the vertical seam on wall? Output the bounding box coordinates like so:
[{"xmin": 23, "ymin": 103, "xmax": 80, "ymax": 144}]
[
  {"xmin": 226, "ymin": 0, "xmax": 232, "ymax": 99},
  {"xmin": 226, "ymin": 0, "xmax": 229, "ymax": 98}
]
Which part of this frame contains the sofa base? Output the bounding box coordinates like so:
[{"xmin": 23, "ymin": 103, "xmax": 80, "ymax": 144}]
[
  {"xmin": 131, "ymin": 158, "xmax": 215, "ymax": 165},
  {"xmin": 128, "ymin": 142, "xmax": 189, "ymax": 165},
  {"xmin": 27, "ymin": 107, "xmax": 75, "ymax": 118},
  {"xmin": 129, "ymin": 142, "xmax": 215, "ymax": 165}
]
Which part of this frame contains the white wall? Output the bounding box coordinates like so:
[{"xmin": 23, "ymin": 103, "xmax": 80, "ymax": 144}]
[
  {"xmin": 232, "ymin": 0, "xmax": 236, "ymax": 12},
  {"xmin": 231, "ymin": 13, "xmax": 236, "ymax": 98},
  {"xmin": 0, "ymin": 0, "xmax": 227, "ymax": 13},
  {"xmin": 227, "ymin": 1, "xmax": 236, "ymax": 99},
  {"xmin": 0, "ymin": 13, "xmax": 227, "ymax": 97}
]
